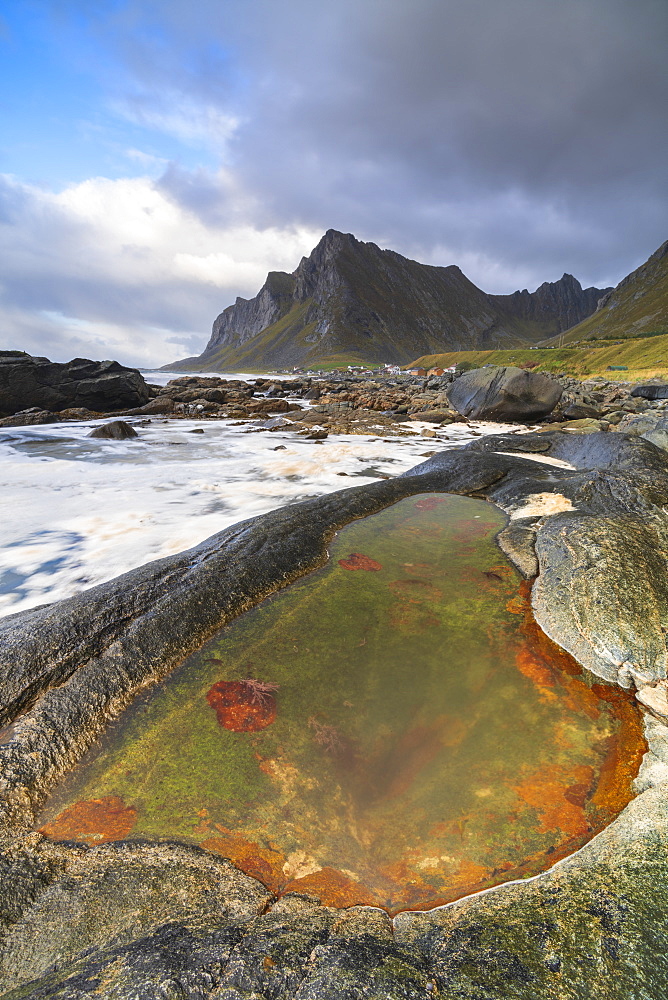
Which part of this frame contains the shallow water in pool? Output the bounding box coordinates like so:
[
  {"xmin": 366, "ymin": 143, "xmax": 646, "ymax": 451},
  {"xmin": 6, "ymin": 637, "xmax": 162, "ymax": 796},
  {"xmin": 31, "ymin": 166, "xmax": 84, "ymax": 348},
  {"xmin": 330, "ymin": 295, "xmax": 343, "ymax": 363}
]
[{"xmin": 37, "ymin": 494, "xmax": 644, "ymax": 913}]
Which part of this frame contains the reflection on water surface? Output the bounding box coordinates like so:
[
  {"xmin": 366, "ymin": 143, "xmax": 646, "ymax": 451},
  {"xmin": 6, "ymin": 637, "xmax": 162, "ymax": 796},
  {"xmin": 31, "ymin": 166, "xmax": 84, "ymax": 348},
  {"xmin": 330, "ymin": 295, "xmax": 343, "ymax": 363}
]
[{"xmin": 37, "ymin": 494, "xmax": 644, "ymax": 913}]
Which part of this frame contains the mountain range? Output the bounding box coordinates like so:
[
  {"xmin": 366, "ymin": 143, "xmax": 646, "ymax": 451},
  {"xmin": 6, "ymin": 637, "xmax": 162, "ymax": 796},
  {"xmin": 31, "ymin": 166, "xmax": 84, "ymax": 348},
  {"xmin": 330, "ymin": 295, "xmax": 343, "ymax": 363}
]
[
  {"xmin": 165, "ymin": 230, "xmax": 612, "ymax": 371},
  {"xmin": 546, "ymin": 239, "xmax": 668, "ymax": 346}
]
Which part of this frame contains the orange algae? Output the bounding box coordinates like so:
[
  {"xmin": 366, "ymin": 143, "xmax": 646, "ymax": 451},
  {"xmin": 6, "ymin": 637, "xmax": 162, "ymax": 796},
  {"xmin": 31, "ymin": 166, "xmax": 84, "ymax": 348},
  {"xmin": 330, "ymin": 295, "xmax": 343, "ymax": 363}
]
[
  {"xmin": 40, "ymin": 796, "xmax": 137, "ymax": 844},
  {"xmin": 282, "ymin": 867, "xmax": 378, "ymax": 908},
  {"xmin": 201, "ymin": 832, "xmax": 287, "ymax": 893},
  {"xmin": 414, "ymin": 497, "xmax": 449, "ymax": 511},
  {"xmin": 206, "ymin": 680, "xmax": 277, "ymax": 732},
  {"xmin": 338, "ymin": 552, "xmax": 382, "ymax": 571}
]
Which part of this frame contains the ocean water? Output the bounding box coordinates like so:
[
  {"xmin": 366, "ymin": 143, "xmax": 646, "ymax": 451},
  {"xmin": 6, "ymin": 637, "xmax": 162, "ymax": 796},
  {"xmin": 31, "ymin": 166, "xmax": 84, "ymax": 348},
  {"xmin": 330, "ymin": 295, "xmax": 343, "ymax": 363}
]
[{"xmin": 0, "ymin": 372, "xmax": 522, "ymax": 618}]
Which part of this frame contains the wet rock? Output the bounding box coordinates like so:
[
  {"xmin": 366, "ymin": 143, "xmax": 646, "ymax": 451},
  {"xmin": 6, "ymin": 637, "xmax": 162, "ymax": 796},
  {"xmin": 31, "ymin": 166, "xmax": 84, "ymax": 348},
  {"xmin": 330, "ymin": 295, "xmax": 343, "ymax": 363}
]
[
  {"xmin": 122, "ymin": 396, "xmax": 175, "ymax": 415},
  {"xmin": 58, "ymin": 407, "xmax": 100, "ymax": 420},
  {"xmin": 533, "ymin": 512, "xmax": 668, "ymax": 688},
  {"xmin": 0, "ymin": 408, "xmax": 61, "ymax": 427},
  {"xmin": 497, "ymin": 520, "xmax": 540, "ymax": 579},
  {"xmin": 636, "ymin": 682, "xmax": 668, "ymax": 723},
  {"xmin": 203, "ymin": 387, "xmax": 228, "ymax": 403},
  {"xmin": 0, "ymin": 842, "xmax": 270, "ymax": 993},
  {"xmin": 0, "ymin": 355, "xmax": 150, "ymax": 417},
  {"xmin": 88, "ymin": 420, "xmax": 138, "ymax": 440},
  {"xmin": 631, "ymin": 382, "xmax": 668, "ymax": 400},
  {"xmin": 1, "ymin": 430, "xmax": 668, "ymax": 994},
  {"xmin": 300, "ymin": 410, "xmax": 328, "ymax": 424},
  {"xmin": 247, "ymin": 398, "xmax": 291, "ymax": 414},
  {"xmin": 395, "ymin": 784, "xmax": 668, "ymax": 1000},
  {"xmin": 447, "ymin": 366, "xmax": 562, "ymax": 421},
  {"xmin": 412, "ymin": 409, "xmax": 456, "ymax": 424}
]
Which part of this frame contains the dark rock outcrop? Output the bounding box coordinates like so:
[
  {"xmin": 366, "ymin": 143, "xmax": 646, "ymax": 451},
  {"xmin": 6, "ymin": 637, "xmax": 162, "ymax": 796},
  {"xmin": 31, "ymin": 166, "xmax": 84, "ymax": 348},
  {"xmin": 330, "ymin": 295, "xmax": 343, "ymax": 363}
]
[
  {"xmin": 0, "ymin": 407, "xmax": 61, "ymax": 427},
  {"xmin": 164, "ymin": 231, "xmax": 609, "ymax": 371},
  {"xmin": 0, "ymin": 352, "xmax": 150, "ymax": 417},
  {"xmin": 88, "ymin": 420, "xmax": 138, "ymax": 440},
  {"xmin": 631, "ymin": 382, "xmax": 668, "ymax": 400},
  {"xmin": 446, "ymin": 365, "xmax": 562, "ymax": 421}
]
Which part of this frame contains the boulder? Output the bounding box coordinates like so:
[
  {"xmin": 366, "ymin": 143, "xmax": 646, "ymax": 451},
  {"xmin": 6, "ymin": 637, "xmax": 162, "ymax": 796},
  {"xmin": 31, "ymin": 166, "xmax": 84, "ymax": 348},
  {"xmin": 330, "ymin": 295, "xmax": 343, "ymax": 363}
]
[
  {"xmin": 631, "ymin": 382, "xmax": 668, "ymax": 400},
  {"xmin": 88, "ymin": 421, "xmax": 139, "ymax": 440},
  {"xmin": 122, "ymin": 396, "xmax": 175, "ymax": 416},
  {"xmin": 558, "ymin": 417, "xmax": 604, "ymax": 434},
  {"xmin": 560, "ymin": 402, "xmax": 601, "ymax": 420},
  {"xmin": 412, "ymin": 410, "xmax": 456, "ymax": 424},
  {"xmin": 447, "ymin": 366, "xmax": 562, "ymax": 422},
  {"xmin": 0, "ymin": 407, "xmax": 60, "ymax": 427},
  {"xmin": 0, "ymin": 353, "xmax": 150, "ymax": 416},
  {"xmin": 615, "ymin": 411, "xmax": 668, "ymax": 451}
]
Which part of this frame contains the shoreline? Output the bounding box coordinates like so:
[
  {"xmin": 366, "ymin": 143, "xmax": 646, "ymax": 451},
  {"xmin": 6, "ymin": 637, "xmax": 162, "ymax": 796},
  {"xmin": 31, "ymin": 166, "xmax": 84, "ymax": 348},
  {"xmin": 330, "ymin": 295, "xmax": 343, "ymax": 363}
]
[{"xmin": 1, "ymin": 430, "xmax": 668, "ymax": 993}]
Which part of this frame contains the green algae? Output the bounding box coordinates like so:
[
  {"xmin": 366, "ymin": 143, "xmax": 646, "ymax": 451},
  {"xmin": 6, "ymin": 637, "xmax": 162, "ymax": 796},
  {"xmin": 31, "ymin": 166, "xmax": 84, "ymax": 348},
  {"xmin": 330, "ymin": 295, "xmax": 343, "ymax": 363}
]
[{"xmin": 37, "ymin": 494, "xmax": 643, "ymax": 912}]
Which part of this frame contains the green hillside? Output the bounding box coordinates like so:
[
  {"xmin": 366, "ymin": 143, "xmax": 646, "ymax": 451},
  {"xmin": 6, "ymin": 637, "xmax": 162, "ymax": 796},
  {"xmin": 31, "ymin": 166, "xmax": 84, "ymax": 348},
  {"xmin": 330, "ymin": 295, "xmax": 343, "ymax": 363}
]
[{"xmin": 409, "ymin": 332, "xmax": 668, "ymax": 382}]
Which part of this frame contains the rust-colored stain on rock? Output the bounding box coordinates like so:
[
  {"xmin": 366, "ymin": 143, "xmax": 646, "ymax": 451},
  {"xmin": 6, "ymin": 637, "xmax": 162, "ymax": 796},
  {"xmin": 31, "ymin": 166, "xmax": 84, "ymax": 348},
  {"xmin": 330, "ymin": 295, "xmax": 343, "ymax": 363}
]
[
  {"xmin": 206, "ymin": 680, "xmax": 277, "ymax": 731},
  {"xmin": 40, "ymin": 796, "xmax": 137, "ymax": 844},
  {"xmin": 282, "ymin": 866, "xmax": 378, "ymax": 908},
  {"xmin": 338, "ymin": 552, "xmax": 383, "ymax": 571},
  {"xmin": 201, "ymin": 831, "xmax": 286, "ymax": 893}
]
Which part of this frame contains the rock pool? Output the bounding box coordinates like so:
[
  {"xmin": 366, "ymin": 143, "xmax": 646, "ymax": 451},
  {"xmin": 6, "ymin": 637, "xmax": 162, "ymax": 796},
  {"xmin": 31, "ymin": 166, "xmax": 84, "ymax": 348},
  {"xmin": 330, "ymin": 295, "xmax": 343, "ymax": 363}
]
[{"xmin": 36, "ymin": 494, "xmax": 644, "ymax": 914}]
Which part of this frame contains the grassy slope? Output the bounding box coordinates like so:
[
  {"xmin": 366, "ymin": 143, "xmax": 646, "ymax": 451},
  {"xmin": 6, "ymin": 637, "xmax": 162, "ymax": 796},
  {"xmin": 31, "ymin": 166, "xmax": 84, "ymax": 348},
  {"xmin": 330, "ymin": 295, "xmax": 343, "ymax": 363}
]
[
  {"xmin": 171, "ymin": 303, "xmax": 318, "ymax": 372},
  {"xmin": 409, "ymin": 333, "xmax": 668, "ymax": 382}
]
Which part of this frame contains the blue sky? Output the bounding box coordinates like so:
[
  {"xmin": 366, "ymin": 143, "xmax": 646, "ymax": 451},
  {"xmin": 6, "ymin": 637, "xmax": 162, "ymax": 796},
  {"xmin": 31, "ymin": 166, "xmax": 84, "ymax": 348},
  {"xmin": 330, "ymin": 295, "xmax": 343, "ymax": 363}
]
[
  {"xmin": 0, "ymin": 0, "xmax": 667, "ymax": 367},
  {"xmin": 0, "ymin": 3, "xmax": 228, "ymax": 184}
]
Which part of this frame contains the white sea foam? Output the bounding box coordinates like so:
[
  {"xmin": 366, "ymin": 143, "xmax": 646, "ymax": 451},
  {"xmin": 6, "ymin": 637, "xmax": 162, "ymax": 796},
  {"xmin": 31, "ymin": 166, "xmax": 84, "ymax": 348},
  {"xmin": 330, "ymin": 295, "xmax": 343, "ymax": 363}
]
[{"xmin": 0, "ymin": 386, "xmax": 522, "ymax": 617}]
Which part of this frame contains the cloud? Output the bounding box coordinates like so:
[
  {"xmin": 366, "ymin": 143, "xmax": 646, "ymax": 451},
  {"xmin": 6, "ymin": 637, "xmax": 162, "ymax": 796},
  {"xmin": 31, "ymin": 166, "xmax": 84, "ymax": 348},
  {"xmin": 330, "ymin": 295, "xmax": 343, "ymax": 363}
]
[
  {"xmin": 0, "ymin": 172, "xmax": 320, "ymax": 366},
  {"xmin": 119, "ymin": 0, "xmax": 668, "ymax": 290},
  {"xmin": 111, "ymin": 92, "xmax": 241, "ymax": 153},
  {"xmin": 3, "ymin": 0, "xmax": 668, "ymax": 365}
]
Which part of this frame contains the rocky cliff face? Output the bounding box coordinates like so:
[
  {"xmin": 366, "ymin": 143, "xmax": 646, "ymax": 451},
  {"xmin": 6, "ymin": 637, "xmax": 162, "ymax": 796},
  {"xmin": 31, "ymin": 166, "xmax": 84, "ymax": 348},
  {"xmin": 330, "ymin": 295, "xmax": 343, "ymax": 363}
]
[
  {"xmin": 168, "ymin": 231, "xmax": 610, "ymax": 371},
  {"xmin": 210, "ymin": 271, "xmax": 297, "ymax": 349},
  {"xmin": 491, "ymin": 273, "xmax": 611, "ymax": 334}
]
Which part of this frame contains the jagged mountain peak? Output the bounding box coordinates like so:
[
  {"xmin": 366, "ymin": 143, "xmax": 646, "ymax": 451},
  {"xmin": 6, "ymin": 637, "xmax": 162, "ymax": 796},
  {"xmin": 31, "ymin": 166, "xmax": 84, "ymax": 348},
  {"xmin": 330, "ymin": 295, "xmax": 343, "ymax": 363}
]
[
  {"xmin": 165, "ymin": 232, "xmax": 610, "ymax": 371},
  {"xmin": 551, "ymin": 238, "xmax": 668, "ymax": 344}
]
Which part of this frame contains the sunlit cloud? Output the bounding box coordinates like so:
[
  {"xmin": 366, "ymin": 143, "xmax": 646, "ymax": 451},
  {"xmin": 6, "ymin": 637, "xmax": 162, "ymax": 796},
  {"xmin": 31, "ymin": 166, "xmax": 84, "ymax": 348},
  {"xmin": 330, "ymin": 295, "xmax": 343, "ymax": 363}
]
[{"xmin": 0, "ymin": 172, "xmax": 320, "ymax": 366}]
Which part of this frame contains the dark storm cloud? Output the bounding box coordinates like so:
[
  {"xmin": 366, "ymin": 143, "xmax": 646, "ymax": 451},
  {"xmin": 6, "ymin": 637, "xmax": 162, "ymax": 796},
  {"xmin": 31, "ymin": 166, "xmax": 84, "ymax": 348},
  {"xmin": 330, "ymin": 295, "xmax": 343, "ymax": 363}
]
[
  {"xmin": 3, "ymin": 0, "xmax": 667, "ymax": 367},
  {"xmin": 146, "ymin": 0, "xmax": 668, "ymax": 289}
]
